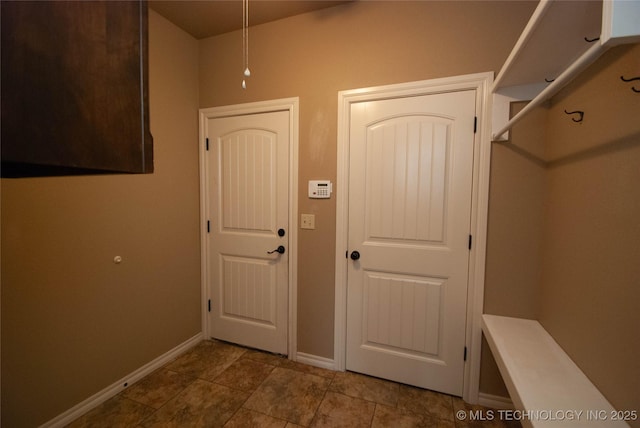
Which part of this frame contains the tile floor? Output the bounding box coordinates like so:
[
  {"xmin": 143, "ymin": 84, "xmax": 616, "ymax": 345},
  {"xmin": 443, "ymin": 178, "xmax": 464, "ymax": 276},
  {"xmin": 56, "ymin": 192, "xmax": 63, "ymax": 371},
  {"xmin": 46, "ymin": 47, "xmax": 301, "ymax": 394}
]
[{"xmin": 66, "ymin": 340, "xmax": 520, "ymax": 427}]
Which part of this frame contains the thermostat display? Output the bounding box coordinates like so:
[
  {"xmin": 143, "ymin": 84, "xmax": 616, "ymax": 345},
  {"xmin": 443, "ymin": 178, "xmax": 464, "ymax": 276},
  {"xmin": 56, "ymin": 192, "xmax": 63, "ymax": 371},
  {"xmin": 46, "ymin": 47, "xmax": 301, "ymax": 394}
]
[{"xmin": 308, "ymin": 180, "xmax": 332, "ymax": 199}]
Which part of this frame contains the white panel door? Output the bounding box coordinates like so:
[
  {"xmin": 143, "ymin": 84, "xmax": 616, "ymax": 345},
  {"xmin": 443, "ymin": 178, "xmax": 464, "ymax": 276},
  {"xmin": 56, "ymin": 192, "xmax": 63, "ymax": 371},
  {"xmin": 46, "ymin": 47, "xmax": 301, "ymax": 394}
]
[
  {"xmin": 206, "ymin": 110, "xmax": 289, "ymax": 355},
  {"xmin": 346, "ymin": 90, "xmax": 476, "ymax": 395}
]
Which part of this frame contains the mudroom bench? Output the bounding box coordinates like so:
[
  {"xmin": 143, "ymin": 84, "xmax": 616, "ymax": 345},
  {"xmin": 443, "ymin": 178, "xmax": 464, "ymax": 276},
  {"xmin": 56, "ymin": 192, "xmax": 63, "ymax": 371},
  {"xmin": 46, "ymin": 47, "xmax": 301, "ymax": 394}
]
[{"xmin": 482, "ymin": 314, "xmax": 631, "ymax": 427}]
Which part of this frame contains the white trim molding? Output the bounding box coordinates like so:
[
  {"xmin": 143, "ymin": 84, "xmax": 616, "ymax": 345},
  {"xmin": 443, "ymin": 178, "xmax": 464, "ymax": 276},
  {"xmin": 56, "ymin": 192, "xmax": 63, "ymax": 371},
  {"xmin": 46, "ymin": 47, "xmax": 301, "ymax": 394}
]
[
  {"xmin": 295, "ymin": 352, "xmax": 336, "ymax": 371},
  {"xmin": 199, "ymin": 98, "xmax": 300, "ymax": 360},
  {"xmin": 478, "ymin": 392, "xmax": 514, "ymax": 410},
  {"xmin": 41, "ymin": 333, "xmax": 203, "ymax": 428},
  {"xmin": 334, "ymin": 73, "xmax": 493, "ymax": 404}
]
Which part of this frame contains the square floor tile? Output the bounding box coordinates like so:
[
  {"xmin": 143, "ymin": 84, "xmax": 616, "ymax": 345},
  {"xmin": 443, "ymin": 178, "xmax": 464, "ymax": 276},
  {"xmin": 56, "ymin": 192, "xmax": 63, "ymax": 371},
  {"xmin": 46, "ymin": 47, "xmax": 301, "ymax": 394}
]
[
  {"xmin": 243, "ymin": 367, "xmax": 331, "ymax": 426},
  {"xmin": 329, "ymin": 371, "xmax": 399, "ymax": 407},
  {"xmin": 224, "ymin": 408, "xmax": 288, "ymax": 428},
  {"xmin": 139, "ymin": 379, "xmax": 249, "ymax": 427},
  {"xmin": 310, "ymin": 391, "xmax": 375, "ymax": 428},
  {"xmin": 164, "ymin": 340, "xmax": 246, "ymax": 381},
  {"xmin": 397, "ymin": 384, "xmax": 454, "ymax": 422},
  {"xmin": 65, "ymin": 395, "xmax": 154, "ymax": 428},
  {"xmin": 372, "ymin": 403, "xmax": 455, "ymax": 428},
  {"xmin": 121, "ymin": 368, "xmax": 195, "ymax": 409},
  {"xmin": 214, "ymin": 358, "xmax": 275, "ymax": 392}
]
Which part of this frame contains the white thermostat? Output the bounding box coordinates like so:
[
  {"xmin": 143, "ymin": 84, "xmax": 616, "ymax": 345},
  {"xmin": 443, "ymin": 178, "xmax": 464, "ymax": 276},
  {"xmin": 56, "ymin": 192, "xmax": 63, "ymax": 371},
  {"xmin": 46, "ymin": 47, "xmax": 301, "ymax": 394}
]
[{"xmin": 308, "ymin": 180, "xmax": 332, "ymax": 198}]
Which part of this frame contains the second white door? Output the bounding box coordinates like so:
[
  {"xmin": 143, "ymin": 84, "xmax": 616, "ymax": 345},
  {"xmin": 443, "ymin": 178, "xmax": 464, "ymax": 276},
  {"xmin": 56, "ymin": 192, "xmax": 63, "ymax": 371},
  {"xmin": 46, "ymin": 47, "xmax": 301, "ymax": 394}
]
[
  {"xmin": 346, "ymin": 90, "xmax": 476, "ymax": 395},
  {"xmin": 206, "ymin": 110, "xmax": 289, "ymax": 355}
]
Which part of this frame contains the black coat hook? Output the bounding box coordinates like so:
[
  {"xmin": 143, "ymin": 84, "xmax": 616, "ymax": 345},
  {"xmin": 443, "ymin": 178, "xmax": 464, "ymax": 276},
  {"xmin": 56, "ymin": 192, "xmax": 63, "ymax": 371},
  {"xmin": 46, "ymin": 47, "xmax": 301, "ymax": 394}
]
[
  {"xmin": 620, "ymin": 75, "xmax": 640, "ymax": 93},
  {"xmin": 564, "ymin": 109, "xmax": 584, "ymax": 123},
  {"xmin": 584, "ymin": 36, "xmax": 600, "ymax": 43},
  {"xmin": 545, "ymin": 78, "xmax": 555, "ymax": 83}
]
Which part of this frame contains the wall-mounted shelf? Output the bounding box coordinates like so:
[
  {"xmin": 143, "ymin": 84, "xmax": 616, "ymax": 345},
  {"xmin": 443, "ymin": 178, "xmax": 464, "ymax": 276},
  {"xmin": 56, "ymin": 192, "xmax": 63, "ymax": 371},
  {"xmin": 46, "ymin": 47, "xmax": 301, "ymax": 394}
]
[{"xmin": 492, "ymin": 0, "xmax": 640, "ymax": 141}]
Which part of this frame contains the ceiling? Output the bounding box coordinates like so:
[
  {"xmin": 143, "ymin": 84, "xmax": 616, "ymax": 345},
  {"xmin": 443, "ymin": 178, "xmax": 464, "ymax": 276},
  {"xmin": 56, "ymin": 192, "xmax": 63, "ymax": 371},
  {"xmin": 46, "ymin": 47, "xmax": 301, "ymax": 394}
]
[{"xmin": 149, "ymin": 0, "xmax": 351, "ymax": 39}]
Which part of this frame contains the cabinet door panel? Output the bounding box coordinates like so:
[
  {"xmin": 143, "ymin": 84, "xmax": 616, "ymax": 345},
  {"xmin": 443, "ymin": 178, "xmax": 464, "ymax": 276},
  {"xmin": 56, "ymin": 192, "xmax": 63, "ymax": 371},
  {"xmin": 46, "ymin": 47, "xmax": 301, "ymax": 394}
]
[{"xmin": 1, "ymin": 1, "xmax": 153, "ymax": 176}]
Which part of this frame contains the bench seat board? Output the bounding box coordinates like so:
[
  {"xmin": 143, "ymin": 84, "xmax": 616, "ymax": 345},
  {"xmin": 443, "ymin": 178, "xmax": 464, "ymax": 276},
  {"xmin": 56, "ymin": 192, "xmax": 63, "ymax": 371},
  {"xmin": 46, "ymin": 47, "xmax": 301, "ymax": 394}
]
[{"xmin": 482, "ymin": 314, "xmax": 629, "ymax": 427}]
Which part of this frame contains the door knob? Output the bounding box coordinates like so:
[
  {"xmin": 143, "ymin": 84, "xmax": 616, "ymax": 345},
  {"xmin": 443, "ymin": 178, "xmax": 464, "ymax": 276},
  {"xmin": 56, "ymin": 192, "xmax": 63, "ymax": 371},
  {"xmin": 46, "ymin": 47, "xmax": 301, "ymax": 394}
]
[
  {"xmin": 350, "ymin": 250, "xmax": 360, "ymax": 260},
  {"xmin": 267, "ymin": 245, "xmax": 286, "ymax": 254}
]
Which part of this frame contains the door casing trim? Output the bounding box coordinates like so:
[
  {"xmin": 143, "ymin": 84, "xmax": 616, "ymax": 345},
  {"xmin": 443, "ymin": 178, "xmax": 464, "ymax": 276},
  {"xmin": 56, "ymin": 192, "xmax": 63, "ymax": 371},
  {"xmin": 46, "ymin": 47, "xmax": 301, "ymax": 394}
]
[
  {"xmin": 199, "ymin": 97, "xmax": 299, "ymax": 358},
  {"xmin": 334, "ymin": 74, "xmax": 492, "ymax": 403}
]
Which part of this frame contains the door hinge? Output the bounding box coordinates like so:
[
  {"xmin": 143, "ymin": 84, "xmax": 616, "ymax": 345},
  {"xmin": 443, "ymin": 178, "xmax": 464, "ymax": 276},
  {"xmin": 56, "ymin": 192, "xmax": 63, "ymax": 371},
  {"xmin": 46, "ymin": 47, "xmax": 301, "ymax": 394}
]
[
  {"xmin": 207, "ymin": 220, "xmax": 210, "ymax": 233},
  {"xmin": 468, "ymin": 234, "xmax": 472, "ymax": 250},
  {"xmin": 208, "ymin": 299, "xmax": 211, "ymax": 312},
  {"xmin": 473, "ymin": 117, "xmax": 477, "ymax": 134},
  {"xmin": 464, "ymin": 346, "xmax": 468, "ymax": 361},
  {"xmin": 206, "ymin": 138, "xmax": 209, "ymax": 151}
]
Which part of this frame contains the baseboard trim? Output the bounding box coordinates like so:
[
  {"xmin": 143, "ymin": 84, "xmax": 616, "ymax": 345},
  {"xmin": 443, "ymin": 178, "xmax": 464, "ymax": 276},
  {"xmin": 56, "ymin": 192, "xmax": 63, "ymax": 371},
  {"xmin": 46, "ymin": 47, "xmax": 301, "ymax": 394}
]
[
  {"xmin": 478, "ymin": 392, "xmax": 513, "ymax": 410},
  {"xmin": 41, "ymin": 333, "xmax": 203, "ymax": 428},
  {"xmin": 295, "ymin": 352, "xmax": 336, "ymax": 371}
]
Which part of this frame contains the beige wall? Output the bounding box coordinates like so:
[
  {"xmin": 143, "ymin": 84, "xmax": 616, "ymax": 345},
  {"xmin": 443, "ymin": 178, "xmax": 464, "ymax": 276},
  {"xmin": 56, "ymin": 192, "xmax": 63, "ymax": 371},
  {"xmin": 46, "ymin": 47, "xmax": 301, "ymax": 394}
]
[
  {"xmin": 482, "ymin": 101, "xmax": 547, "ymax": 396},
  {"xmin": 0, "ymin": 11, "xmax": 200, "ymax": 427},
  {"xmin": 539, "ymin": 44, "xmax": 640, "ymax": 420},
  {"xmin": 486, "ymin": 101, "xmax": 547, "ymax": 320},
  {"xmin": 198, "ymin": 0, "xmax": 536, "ymax": 360}
]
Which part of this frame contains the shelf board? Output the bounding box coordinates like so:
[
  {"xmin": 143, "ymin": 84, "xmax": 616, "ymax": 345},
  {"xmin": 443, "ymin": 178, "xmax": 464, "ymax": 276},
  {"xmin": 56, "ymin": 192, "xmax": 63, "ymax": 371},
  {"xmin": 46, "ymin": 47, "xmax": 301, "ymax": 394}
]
[
  {"xmin": 493, "ymin": 0, "xmax": 602, "ymax": 91},
  {"xmin": 491, "ymin": 0, "xmax": 640, "ymax": 141}
]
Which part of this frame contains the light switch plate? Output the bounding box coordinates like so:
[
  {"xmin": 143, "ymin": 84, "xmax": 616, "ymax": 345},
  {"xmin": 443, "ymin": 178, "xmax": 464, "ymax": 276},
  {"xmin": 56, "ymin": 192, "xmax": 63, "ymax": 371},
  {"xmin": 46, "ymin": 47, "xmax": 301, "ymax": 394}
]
[{"xmin": 301, "ymin": 214, "xmax": 315, "ymax": 230}]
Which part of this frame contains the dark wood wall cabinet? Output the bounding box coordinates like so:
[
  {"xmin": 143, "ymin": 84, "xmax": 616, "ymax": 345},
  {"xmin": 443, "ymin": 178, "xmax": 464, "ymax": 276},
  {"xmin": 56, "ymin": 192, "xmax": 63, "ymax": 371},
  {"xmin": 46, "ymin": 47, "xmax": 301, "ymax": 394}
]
[{"xmin": 1, "ymin": 1, "xmax": 153, "ymax": 177}]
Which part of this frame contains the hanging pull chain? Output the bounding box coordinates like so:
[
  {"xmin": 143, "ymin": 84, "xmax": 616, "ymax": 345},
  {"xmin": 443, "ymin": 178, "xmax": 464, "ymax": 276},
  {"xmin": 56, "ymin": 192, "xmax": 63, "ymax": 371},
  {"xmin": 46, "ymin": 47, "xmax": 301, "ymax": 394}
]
[{"xmin": 242, "ymin": 0, "xmax": 250, "ymax": 89}]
